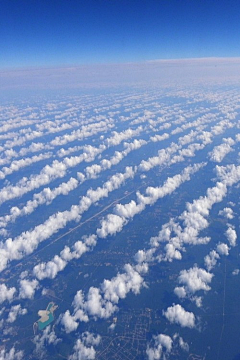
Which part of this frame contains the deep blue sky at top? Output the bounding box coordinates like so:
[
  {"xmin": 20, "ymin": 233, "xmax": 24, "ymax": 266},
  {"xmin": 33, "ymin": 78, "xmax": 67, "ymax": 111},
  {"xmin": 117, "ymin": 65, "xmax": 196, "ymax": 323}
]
[{"xmin": 1, "ymin": 0, "xmax": 240, "ymax": 69}]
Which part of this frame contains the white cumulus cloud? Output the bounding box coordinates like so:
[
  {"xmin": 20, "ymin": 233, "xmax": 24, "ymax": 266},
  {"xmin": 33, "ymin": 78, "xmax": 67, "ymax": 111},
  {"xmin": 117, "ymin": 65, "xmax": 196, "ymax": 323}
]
[{"xmin": 163, "ymin": 304, "xmax": 195, "ymax": 328}]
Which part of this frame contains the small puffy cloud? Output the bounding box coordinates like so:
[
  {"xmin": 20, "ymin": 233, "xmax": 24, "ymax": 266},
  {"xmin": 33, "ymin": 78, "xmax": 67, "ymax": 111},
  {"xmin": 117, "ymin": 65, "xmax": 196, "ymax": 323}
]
[
  {"xmin": 174, "ymin": 286, "xmax": 187, "ymax": 299},
  {"xmin": 69, "ymin": 332, "xmax": 101, "ymax": 360},
  {"xmin": 96, "ymin": 214, "xmax": 126, "ymax": 238},
  {"xmin": 163, "ymin": 304, "xmax": 195, "ymax": 328},
  {"xmin": 211, "ymin": 120, "xmax": 233, "ymax": 136},
  {"xmin": 102, "ymin": 264, "xmax": 145, "ymax": 304},
  {"xmin": 123, "ymin": 138, "xmax": 147, "ymax": 151},
  {"xmin": 63, "ymin": 289, "xmax": 109, "ymax": 332},
  {"xmin": 172, "ymin": 333, "xmax": 190, "ymax": 352},
  {"xmin": 204, "ymin": 250, "xmax": 220, "ymax": 271},
  {"xmin": 209, "ymin": 139, "xmax": 234, "ymax": 163},
  {"xmin": 139, "ymin": 149, "xmax": 170, "ymax": 172},
  {"xmin": 216, "ymin": 243, "xmax": 229, "ymax": 256},
  {"xmin": 163, "ymin": 243, "xmax": 182, "ymax": 262},
  {"xmin": 0, "ymin": 347, "xmax": 23, "ymax": 360},
  {"xmin": 174, "ymin": 266, "xmax": 213, "ymax": 298},
  {"xmin": 7, "ymin": 305, "xmax": 27, "ymax": 323},
  {"xmin": 146, "ymin": 334, "xmax": 173, "ymax": 360},
  {"xmin": 115, "ymin": 200, "xmax": 145, "ymax": 218},
  {"xmin": 108, "ymin": 323, "xmax": 116, "ymax": 331},
  {"xmin": 215, "ymin": 164, "xmax": 240, "ymax": 186},
  {"xmin": 81, "ymin": 286, "xmax": 114, "ymax": 320},
  {"xmin": 155, "ymin": 334, "xmax": 172, "ymax": 352},
  {"xmin": 219, "ymin": 207, "xmax": 234, "ymax": 219},
  {"xmin": 232, "ymin": 269, "xmax": 239, "ymax": 276},
  {"xmin": 0, "ymin": 284, "xmax": 16, "ymax": 304},
  {"xmin": 83, "ymin": 332, "xmax": 101, "ymax": 346},
  {"xmin": 33, "ymin": 326, "xmax": 61, "ymax": 359},
  {"xmin": 134, "ymin": 248, "xmax": 155, "ymax": 264},
  {"xmin": 178, "ymin": 336, "xmax": 189, "ymax": 352},
  {"xmin": 60, "ymin": 310, "xmax": 79, "ymax": 334},
  {"xmin": 33, "ymin": 255, "xmax": 66, "ymax": 280},
  {"xmin": 106, "ymin": 127, "xmax": 142, "ymax": 147},
  {"xmin": 150, "ymin": 133, "xmax": 169, "ymax": 142},
  {"xmin": 19, "ymin": 279, "xmax": 39, "ymax": 299},
  {"xmin": 225, "ymin": 226, "xmax": 237, "ymax": 247},
  {"xmin": 191, "ymin": 296, "xmax": 203, "ymax": 308}
]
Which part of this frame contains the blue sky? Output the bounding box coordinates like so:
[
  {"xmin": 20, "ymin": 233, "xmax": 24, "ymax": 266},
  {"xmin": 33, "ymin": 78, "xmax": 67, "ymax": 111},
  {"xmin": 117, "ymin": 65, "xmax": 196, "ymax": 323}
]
[{"xmin": 1, "ymin": 0, "xmax": 240, "ymax": 69}]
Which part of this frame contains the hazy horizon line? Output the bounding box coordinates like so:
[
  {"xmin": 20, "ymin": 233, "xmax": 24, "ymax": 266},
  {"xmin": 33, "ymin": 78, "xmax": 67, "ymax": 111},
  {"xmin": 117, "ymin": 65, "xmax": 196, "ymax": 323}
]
[{"xmin": 2, "ymin": 56, "xmax": 240, "ymax": 73}]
